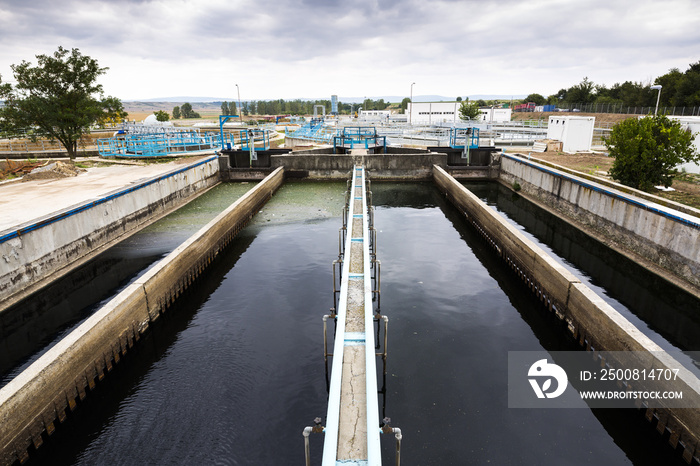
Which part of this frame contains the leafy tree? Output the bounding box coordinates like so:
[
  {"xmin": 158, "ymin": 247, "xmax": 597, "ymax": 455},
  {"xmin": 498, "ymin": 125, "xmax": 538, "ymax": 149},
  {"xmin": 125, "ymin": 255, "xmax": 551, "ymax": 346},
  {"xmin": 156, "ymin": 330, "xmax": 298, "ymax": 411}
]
[
  {"xmin": 172, "ymin": 106, "xmax": 181, "ymax": 119},
  {"xmin": 221, "ymin": 101, "xmax": 229, "ymax": 115},
  {"xmin": 524, "ymin": 93, "xmax": 546, "ymax": 105},
  {"xmin": 179, "ymin": 102, "xmax": 200, "ymax": 119},
  {"xmin": 181, "ymin": 102, "xmax": 193, "ymax": 118},
  {"xmin": 400, "ymin": 97, "xmax": 411, "ymax": 114},
  {"xmin": 566, "ymin": 77, "xmax": 596, "ymax": 104},
  {"xmin": 458, "ymin": 100, "xmax": 480, "ymax": 121},
  {"xmin": 456, "ymin": 96, "xmax": 462, "ymax": 102},
  {"xmin": 605, "ymin": 114, "xmax": 697, "ymax": 191},
  {"xmin": 0, "ymin": 46, "xmax": 126, "ymax": 159},
  {"xmin": 154, "ymin": 110, "xmax": 169, "ymax": 122}
]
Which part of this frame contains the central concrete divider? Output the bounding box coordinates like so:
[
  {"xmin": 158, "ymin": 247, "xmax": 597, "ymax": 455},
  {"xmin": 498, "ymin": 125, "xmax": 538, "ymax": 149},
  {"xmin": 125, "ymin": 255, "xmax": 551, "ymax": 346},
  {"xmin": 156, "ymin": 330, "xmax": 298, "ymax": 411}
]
[
  {"xmin": 0, "ymin": 167, "xmax": 285, "ymax": 465},
  {"xmin": 433, "ymin": 165, "xmax": 700, "ymax": 463}
]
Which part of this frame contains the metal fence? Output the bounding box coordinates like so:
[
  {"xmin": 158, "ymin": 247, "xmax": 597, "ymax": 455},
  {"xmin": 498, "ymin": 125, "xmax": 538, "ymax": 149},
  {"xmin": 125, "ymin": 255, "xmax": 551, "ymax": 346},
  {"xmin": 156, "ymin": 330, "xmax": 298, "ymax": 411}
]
[
  {"xmin": 0, "ymin": 137, "xmax": 97, "ymax": 153},
  {"xmin": 543, "ymin": 103, "xmax": 700, "ymax": 116}
]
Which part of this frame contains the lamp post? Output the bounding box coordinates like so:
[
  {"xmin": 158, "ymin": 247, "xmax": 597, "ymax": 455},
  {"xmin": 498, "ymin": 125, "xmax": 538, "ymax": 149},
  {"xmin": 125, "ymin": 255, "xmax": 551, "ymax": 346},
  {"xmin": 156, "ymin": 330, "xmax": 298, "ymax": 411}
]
[
  {"xmin": 236, "ymin": 84, "xmax": 242, "ymax": 121},
  {"xmin": 409, "ymin": 82, "xmax": 415, "ymax": 125},
  {"xmin": 651, "ymin": 85, "xmax": 662, "ymax": 115}
]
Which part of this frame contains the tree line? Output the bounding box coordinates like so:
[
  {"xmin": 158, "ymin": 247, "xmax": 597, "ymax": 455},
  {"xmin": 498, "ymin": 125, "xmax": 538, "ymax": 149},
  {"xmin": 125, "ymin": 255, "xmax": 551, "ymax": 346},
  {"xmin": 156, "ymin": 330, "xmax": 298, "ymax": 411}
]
[
  {"xmin": 214, "ymin": 98, "xmax": 391, "ymax": 117},
  {"xmin": 519, "ymin": 61, "xmax": 700, "ymax": 109}
]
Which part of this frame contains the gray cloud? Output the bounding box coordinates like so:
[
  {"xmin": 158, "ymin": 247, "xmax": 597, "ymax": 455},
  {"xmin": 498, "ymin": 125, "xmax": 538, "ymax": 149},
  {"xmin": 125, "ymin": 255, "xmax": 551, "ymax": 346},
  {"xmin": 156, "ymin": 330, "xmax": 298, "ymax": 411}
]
[{"xmin": 0, "ymin": 0, "xmax": 698, "ymax": 99}]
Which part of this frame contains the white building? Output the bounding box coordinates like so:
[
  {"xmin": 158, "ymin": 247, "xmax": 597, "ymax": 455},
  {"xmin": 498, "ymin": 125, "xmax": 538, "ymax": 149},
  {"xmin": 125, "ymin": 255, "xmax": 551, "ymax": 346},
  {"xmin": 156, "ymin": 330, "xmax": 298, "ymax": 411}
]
[
  {"xmin": 406, "ymin": 102, "xmax": 461, "ymax": 124},
  {"xmin": 359, "ymin": 110, "xmax": 391, "ymax": 121},
  {"xmin": 546, "ymin": 116, "xmax": 595, "ymax": 152},
  {"xmin": 478, "ymin": 108, "xmax": 512, "ymax": 122},
  {"xmin": 407, "ymin": 102, "xmax": 512, "ymax": 124}
]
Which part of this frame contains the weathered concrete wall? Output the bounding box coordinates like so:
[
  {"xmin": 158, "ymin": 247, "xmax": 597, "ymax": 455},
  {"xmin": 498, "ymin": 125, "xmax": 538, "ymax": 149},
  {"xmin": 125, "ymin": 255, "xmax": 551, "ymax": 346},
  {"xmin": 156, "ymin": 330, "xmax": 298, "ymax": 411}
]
[
  {"xmin": 0, "ymin": 157, "xmax": 220, "ymax": 310},
  {"xmin": 433, "ymin": 165, "xmax": 700, "ymax": 462},
  {"xmin": 0, "ymin": 167, "xmax": 284, "ymax": 465},
  {"xmin": 269, "ymin": 151, "xmax": 447, "ymax": 180},
  {"xmin": 499, "ymin": 153, "xmax": 700, "ymax": 293}
]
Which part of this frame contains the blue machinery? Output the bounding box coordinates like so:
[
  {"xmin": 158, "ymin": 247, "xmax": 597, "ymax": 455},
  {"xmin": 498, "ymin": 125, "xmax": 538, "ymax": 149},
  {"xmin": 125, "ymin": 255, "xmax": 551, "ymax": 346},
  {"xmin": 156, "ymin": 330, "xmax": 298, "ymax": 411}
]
[
  {"xmin": 288, "ymin": 122, "xmax": 388, "ymax": 153},
  {"xmin": 98, "ymin": 126, "xmax": 217, "ymax": 157},
  {"xmin": 287, "ymin": 118, "xmax": 336, "ymax": 143},
  {"xmin": 333, "ymin": 127, "xmax": 387, "ymax": 153},
  {"xmin": 449, "ymin": 127, "xmax": 480, "ymax": 161},
  {"xmin": 304, "ymin": 167, "xmax": 402, "ymax": 466},
  {"xmin": 449, "ymin": 127, "xmax": 480, "ymax": 150}
]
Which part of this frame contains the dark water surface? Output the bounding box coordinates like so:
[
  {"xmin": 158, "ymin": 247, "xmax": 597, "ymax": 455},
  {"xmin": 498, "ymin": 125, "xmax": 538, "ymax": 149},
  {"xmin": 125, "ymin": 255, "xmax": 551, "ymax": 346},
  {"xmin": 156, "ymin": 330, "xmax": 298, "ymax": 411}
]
[{"xmin": 27, "ymin": 181, "xmax": 686, "ymax": 465}]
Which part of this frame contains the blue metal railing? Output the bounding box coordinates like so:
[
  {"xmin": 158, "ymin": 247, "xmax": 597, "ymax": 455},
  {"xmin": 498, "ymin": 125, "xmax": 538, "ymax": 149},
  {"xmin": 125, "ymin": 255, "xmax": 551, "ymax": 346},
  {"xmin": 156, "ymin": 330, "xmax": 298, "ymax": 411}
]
[
  {"xmin": 449, "ymin": 127, "xmax": 480, "ymax": 149},
  {"xmin": 288, "ymin": 120, "xmax": 336, "ymax": 143},
  {"xmin": 332, "ymin": 127, "xmax": 387, "ymax": 153},
  {"xmin": 98, "ymin": 129, "xmax": 217, "ymax": 157}
]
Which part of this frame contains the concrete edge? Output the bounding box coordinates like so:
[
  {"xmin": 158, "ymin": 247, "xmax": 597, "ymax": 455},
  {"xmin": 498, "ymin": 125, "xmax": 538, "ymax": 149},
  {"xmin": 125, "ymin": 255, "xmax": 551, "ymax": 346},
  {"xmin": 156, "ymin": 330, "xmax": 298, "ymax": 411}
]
[
  {"xmin": 510, "ymin": 152, "xmax": 700, "ymax": 219},
  {"xmin": 501, "ymin": 154, "xmax": 700, "ymax": 229}
]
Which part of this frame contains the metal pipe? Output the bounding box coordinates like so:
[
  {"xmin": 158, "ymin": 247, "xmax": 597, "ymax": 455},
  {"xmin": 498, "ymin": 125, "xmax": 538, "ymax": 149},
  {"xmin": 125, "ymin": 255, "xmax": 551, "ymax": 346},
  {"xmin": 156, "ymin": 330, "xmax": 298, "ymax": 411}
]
[
  {"xmin": 303, "ymin": 426, "xmax": 312, "ymax": 466},
  {"xmin": 323, "ymin": 315, "xmax": 329, "ymax": 361},
  {"xmin": 394, "ymin": 427, "xmax": 402, "ymax": 466},
  {"xmin": 381, "ymin": 418, "xmax": 402, "ymax": 466},
  {"xmin": 303, "ymin": 418, "xmax": 325, "ymax": 466}
]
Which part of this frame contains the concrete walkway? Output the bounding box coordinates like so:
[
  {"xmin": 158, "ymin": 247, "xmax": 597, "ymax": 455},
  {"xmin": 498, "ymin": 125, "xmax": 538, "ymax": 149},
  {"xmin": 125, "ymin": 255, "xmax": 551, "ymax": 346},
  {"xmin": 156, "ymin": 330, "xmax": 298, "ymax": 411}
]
[{"xmin": 0, "ymin": 157, "xmax": 210, "ymax": 232}]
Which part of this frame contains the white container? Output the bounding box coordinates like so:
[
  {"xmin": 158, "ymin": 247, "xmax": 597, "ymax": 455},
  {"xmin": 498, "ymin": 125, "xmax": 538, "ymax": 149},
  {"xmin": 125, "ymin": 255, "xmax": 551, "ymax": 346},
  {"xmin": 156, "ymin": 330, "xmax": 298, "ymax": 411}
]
[{"xmin": 547, "ymin": 116, "xmax": 595, "ymax": 152}]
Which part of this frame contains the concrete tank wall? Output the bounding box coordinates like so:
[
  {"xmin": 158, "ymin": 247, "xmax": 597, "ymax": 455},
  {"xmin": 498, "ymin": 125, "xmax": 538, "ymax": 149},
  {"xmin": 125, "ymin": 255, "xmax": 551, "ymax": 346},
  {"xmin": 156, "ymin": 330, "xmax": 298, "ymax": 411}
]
[
  {"xmin": 433, "ymin": 165, "xmax": 700, "ymax": 462},
  {"xmin": 499, "ymin": 153, "xmax": 700, "ymax": 293},
  {"xmin": 0, "ymin": 156, "xmax": 220, "ymax": 310},
  {"xmin": 270, "ymin": 151, "xmax": 447, "ymax": 180},
  {"xmin": 0, "ymin": 167, "xmax": 284, "ymax": 465}
]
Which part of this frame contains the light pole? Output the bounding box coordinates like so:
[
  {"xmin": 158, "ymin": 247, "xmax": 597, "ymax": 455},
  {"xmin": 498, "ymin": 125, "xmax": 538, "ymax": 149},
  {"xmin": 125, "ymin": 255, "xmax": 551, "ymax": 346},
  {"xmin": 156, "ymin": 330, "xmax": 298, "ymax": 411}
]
[
  {"xmin": 409, "ymin": 82, "xmax": 415, "ymax": 125},
  {"xmin": 236, "ymin": 84, "xmax": 242, "ymax": 121},
  {"xmin": 651, "ymin": 85, "xmax": 662, "ymax": 115}
]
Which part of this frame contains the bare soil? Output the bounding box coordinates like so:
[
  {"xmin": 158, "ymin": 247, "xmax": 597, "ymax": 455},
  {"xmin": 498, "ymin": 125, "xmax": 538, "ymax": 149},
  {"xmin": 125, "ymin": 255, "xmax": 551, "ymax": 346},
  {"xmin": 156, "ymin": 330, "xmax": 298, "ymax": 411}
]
[{"xmin": 21, "ymin": 161, "xmax": 86, "ymax": 181}]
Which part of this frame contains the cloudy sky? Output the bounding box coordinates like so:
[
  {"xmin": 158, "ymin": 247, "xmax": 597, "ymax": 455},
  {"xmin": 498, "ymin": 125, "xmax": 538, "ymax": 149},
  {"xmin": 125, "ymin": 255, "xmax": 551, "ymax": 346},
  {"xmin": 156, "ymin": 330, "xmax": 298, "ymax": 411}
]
[{"xmin": 0, "ymin": 0, "xmax": 698, "ymax": 102}]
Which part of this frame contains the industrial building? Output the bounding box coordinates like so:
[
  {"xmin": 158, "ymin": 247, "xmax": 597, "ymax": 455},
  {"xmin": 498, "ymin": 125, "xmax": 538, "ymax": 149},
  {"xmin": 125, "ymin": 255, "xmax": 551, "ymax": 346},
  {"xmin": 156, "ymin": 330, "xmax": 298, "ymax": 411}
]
[{"xmin": 407, "ymin": 102, "xmax": 512, "ymax": 124}]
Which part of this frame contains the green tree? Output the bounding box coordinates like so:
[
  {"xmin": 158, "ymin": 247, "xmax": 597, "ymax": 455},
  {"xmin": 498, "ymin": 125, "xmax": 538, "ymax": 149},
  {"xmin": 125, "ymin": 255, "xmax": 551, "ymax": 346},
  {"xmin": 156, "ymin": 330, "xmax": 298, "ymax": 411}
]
[
  {"xmin": 400, "ymin": 97, "xmax": 411, "ymax": 114},
  {"xmin": 566, "ymin": 77, "xmax": 596, "ymax": 104},
  {"xmin": 0, "ymin": 46, "xmax": 126, "ymax": 159},
  {"xmin": 525, "ymin": 93, "xmax": 546, "ymax": 105},
  {"xmin": 172, "ymin": 106, "xmax": 181, "ymax": 119},
  {"xmin": 180, "ymin": 102, "xmax": 200, "ymax": 119},
  {"xmin": 221, "ymin": 101, "xmax": 229, "ymax": 115},
  {"xmin": 456, "ymin": 96, "xmax": 462, "ymax": 102},
  {"xmin": 458, "ymin": 100, "xmax": 480, "ymax": 121},
  {"xmin": 605, "ymin": 114, "xmax": 697, "ymax": 191},
  {"xmin": 181, "ymin": 102, "xmax": 193, "ymax": 118},
  {"xmin": 154, "ymin": 110, "xmax": 170, "ymax": 122}
]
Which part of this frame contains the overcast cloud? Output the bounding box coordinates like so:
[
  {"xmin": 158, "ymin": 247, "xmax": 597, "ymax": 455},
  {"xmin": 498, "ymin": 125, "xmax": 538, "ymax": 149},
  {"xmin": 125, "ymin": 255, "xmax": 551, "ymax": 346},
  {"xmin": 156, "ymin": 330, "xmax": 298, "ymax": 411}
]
[{"xmin": 0, "ymin": 0, "xmax": 698, "ymax": 101}]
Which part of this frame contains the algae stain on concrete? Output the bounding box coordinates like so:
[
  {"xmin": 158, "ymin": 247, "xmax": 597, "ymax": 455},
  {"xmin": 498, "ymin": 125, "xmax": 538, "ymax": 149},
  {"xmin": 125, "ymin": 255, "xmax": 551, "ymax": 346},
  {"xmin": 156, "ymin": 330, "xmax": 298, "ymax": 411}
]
[{"xmin": 251, "ymin": 181, "xmax": 346, "ymax": 226}]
